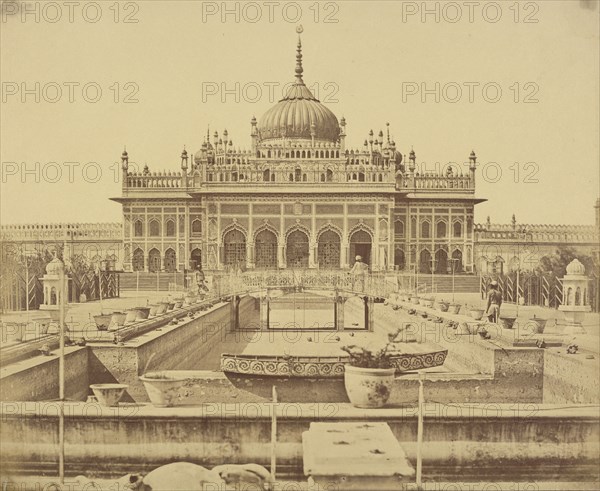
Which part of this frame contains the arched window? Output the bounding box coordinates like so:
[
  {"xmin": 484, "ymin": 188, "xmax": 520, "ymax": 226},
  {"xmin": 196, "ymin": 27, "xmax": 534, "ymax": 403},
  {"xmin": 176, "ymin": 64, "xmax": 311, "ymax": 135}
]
[
  {"xmin": 149, "ymin": 220, "xmax": 160, "ymax": 237},
  {"xmin": 411, "ymin": 217, "xmax": 417, "ymax": 238},
  {"xmin": 166, "ymin": 220, "xmax": 176, "ymax": 237},
  {"xmin": 421, "ymin": 221, "xmax": 431, "ymax": 239},
  {"xmin": 320, "ymin": 173, "xmax": 325, "ymax": 182},
  {"xmin": 191, "ymin": 219, "xmax": 202, "ymax": 236},
  {"xmin": 134, "ymin": 220, "xmax": 143, "ymax": 237},
  {"xmin": 263, "ymin": 169, "xmax": 271, "ymax": 182},
  {"xmin": 326, "ymin": 169, "xmax": 333, "ymax": 182},
  {"xmin": 453, "ymin": 221, "xmax": 462, "ymax": 238},
  {"xmin": 295, "ymin": 168, "xmax": 302, "ymax": 182},
  {"xmin": 358, "ymin": 172, "xmax": 365, "ymax": 182},
  {"xmin": 394, "ymin": 220, "xmax": 404, "ymax": 237},
  {"xmin": 436, "ymin": 221, "xmax": 447, "ymax": 238}
]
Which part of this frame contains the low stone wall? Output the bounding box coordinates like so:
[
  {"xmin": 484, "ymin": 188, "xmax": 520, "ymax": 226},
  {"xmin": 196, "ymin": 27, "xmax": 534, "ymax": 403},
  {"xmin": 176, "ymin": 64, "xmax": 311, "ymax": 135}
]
[
  {"xmin": 88, "ymin": 302, "xmax": 233, "ymax": 402},
  {"xmin": 1, "ymin": 402, "xmax": 597, "ymax": 482},
  {"xmin": 0, "ymin": 347, "xmax": 89, "ymax": 402}
]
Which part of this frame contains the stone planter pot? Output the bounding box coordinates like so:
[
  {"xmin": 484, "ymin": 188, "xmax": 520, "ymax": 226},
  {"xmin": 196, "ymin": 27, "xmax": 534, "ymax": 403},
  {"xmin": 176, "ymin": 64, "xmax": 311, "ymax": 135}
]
[
  {"xmin": 469, "ymin": 308, "xmax": 485, "ymax": 321},
  {"xmin": 139, "ymin": 372, "xmax": 193, "ymax": 407},
  {"xmin": 155, "ymin": 303, "xmax": 168, "ymax": 315},
  {"xmin": 148, "ymin": 304, "xmax": 159, "ymax": 317},
  {"xmin": 448, "ymin": 303, "xmax": 462, "ymax": 315},
  {"xmin": 166, "ymin": 302, "xmax": 175, "ymax": 311},
  {"xmin": 174, "ymin": 300, "xmax": 184, "ymax": 309},
  {"xmin": 343, "ymin": 365, "xmax": 395, "ymax": 409},
  {"xmin": 93, "ymin": 314, "xmax": 112, "ymax": 331},
  {"xmin": 529, "ymin": 317, "xmax": 547, "ymax": 334},
  {"xmin": 437, "ymin": 302, "xmax": 450, "ymax": 312},
  {"xmin": 124, "ymin": 309, "xmax": 139, "ymax": 323},
  {"xmin": 420, "ymin": 298, "xmax": 434, "ymax": 308},
  {"xmin": 499, "ymin": 316, "xmax": 517, "ymax": 329},
  {"xmin": 184, "ymin": 296, "xmax": 194, "ymax": 306},
  {"xmin": 110, "ymin": 312, "xmax": 127, "ymax": 329},
  {"xmin": 90, "ymin": 384, "xmax": 128, "ymax": 407},
  {"xmin": 136, "ymin": 307, "xmax": 151, "ymax": 320},
  {"xmin": 410, "ymin": 296, "xmax": 421, "ymax": 305}
]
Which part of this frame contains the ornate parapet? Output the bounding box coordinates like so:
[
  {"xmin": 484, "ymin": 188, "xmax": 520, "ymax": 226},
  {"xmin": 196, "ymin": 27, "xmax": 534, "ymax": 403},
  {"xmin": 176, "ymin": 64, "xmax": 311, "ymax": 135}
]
[
  {"xmin": 126, "ymin": 171, "xmax": 183, "ymax": 189},
  {"xmin": 398, "ymin": 174, "xmax": 473, "ymax": 190},
  {"xmin": 1, "ymin": 222, "xmax": 123, "ymax": 243},
  {"xmin": 474, "ymin": 223, "xmax": 599, "ymax": 244}
]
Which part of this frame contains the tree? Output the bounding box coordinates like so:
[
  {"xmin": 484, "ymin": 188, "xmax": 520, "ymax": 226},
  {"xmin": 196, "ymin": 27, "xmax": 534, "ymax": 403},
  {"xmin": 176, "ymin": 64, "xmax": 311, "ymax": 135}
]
[{"xmin": 537, "ymin": 246, "xmax": 596, "ymax": 277}]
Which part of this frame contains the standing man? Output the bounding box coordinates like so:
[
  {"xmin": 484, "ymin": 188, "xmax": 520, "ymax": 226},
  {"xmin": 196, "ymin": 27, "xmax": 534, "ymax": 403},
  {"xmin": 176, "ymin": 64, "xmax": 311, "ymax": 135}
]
[
  {"xmin": 486, "ymin": 280, "xmax": 502, "ymax": 323},
  {"xmin": 349, "ymin": 255, "xmax": 368, "ymax": 292}
]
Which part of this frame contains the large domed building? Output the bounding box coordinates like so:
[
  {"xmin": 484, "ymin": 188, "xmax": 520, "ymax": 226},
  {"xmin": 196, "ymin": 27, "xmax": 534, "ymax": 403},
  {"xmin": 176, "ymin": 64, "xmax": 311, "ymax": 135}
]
[{"xmin": 115, "ymin": 29, "xmax": 482, "ymax": 275}]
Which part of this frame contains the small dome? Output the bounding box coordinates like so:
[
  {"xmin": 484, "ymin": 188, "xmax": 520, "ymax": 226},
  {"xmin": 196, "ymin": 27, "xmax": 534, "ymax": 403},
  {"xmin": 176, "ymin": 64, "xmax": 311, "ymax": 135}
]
[
  {"xmin": 566, "ymin": 259, "xmax": 585, "ymax": 275},
  {"xmin": 46, "ymin": 256, "xmax": 64, "ymax": 275}
]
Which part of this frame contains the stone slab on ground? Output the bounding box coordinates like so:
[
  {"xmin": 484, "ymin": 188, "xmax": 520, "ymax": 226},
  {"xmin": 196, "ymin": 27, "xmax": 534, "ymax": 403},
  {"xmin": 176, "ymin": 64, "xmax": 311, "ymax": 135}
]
[{"xmin": 303, "ymin": 422, "xmax": 415, "ymax": 490}]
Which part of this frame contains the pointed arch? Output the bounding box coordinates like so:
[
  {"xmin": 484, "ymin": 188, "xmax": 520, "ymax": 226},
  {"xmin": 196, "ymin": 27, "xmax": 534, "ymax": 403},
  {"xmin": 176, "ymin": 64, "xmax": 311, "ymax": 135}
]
[
  {"xmin": 254, "ymin": 224, "xmax": 279, "ymax": 269},
  {"xmin": 286, "ymin": 228, "xmax": 310, "ymax": 268},
  {"xmin": 317, "ymin": 226, "xmax": 342, "ymax": 269}
]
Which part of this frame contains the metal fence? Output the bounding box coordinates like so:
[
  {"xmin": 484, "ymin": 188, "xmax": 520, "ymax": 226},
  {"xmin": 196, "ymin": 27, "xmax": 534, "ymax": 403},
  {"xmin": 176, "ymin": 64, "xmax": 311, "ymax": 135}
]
[{"xmin": 480, "ymin": 272, "xmax": 599, "ymax": 313}]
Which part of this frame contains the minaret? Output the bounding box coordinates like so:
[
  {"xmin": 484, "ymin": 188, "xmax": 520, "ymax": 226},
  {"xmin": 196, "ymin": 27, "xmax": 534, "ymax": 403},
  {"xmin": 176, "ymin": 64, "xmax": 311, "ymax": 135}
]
[
  {"xmin": 469, "ymin": 150, "xmax": 477, "ymax": 184},
  {"xmin": 409, "ymin": 147, "xmax": 416, "ymax": 187},
  {"xmin": 181, "ymin": 146, "xmax": 188, "ymax": 188},
  {"xmin": 595, "ymin": 198, "xmax": 600, "ymax": 229},
  {"xmin": 339, "ymin": 117, "xmax": 346, "ymax": 153},
  {"xmin": 121, "ymin": 148, "xmax": 128, "ymax": 189},
  {"xmin": 250, "ymin": 116, "xmax": 258, "ymax": 153}
]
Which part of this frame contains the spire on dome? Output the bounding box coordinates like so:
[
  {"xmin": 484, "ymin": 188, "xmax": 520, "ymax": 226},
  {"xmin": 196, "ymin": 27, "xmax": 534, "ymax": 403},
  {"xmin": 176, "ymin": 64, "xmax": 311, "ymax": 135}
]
[{"xmin": 295, "ymin": 25, "xmax": 304, "ymax": 83}]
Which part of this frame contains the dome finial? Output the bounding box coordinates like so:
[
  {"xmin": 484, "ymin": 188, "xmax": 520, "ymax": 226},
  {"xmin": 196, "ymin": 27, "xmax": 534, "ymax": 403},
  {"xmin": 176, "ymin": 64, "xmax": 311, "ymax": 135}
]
[{"xmin": 295, "ymin": 25, "xmax": 304, "ymax": 83}]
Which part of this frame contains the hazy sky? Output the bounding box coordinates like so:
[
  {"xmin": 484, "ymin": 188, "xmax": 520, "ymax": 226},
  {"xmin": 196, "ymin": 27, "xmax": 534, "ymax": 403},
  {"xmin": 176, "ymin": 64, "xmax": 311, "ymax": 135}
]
[{"xmin": 1, "ymin": 0, "xmax": 598, "ymax": 225}]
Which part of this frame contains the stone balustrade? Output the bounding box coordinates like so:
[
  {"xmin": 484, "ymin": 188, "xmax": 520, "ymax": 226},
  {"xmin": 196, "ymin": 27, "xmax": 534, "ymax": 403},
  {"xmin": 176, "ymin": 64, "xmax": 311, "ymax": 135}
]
[{"xmin": 1, "ymin": 223, "xmax": 123, "ymax": 242}]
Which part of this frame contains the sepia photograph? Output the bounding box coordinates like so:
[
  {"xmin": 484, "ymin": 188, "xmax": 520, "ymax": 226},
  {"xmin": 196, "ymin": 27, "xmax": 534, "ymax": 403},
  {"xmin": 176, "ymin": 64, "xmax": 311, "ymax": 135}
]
[{"xmin": 1, "ymin": 1, "xmax": 599, "ymax": 489}]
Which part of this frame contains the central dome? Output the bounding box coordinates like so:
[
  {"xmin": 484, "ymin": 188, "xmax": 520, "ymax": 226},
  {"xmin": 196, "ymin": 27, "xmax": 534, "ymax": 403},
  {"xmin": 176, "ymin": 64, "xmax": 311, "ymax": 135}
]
[{"xmin": 257, "ymin": 35, "xmax": 340, "ymax": 143}]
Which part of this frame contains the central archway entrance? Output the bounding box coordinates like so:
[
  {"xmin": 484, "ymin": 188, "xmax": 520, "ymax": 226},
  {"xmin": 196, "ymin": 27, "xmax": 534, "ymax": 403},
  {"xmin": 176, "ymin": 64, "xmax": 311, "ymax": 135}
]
[
  {"xmin": 255, "ymin": 229, "xmax": 278, "ymax": 269},
  {"xmin": 190, "ymin": 248, "xmax": 202, "ymax": 270},
  {"xmin": 349, "ymin": 230, "xmax": 372, "ymax": 266},
  {"xmin": 317, "ymin": 229, "xmax": 341, "ymax": 269},
  {"xmin": 148, "ymin": 248, "xmax": 161, "ymax": 273},
  {"xmin": 286, "ymin": 229, "xmax": 309, "ymax": 268},
  {"xmin": 223, "ymin": 229, "xmax": 246, "ymax": 269},
  {"xmin": 164, "ymin": 248, "xmax": 177, "ymax": 272}
]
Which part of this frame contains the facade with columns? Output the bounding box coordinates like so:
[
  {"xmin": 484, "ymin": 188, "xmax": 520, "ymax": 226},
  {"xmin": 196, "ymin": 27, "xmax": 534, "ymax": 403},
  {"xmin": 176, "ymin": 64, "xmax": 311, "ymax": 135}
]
[{"xmin": 112, "ymin": 32, "xmax": 482, "ymax": 274}]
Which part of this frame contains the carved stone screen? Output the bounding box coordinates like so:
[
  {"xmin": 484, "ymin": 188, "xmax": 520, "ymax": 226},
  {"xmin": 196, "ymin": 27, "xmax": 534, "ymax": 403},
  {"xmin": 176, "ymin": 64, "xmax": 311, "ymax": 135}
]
[
  {"xmin": 223, "ymin": 229, "xmax": 246, "ymax": 268},
  {"xmin": 255, "ymin": 229, "xmax": 278, "ymax": 269},
  {"xmin": 318, "ymin": 230, "xmax": 341, "ymax": 269},
  {"xmin": 286, "ymin": 230, "xmax": 309, "ymax": 268}
]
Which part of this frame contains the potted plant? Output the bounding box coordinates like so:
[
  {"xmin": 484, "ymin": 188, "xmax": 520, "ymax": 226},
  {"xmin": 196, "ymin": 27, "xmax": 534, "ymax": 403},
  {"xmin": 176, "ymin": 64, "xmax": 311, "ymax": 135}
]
[
  {"xmin": 110, "ymin": 312, "xmax": 127, "ymax": 329},
  {"xmin": 139, "ymin": 372, "xmax": 196, "ymax": 407},
  {"xmin": 448, "ymin": 303, "xmax": 462, "ymax": 315},
  {"xmin": 420, "ymin": 297, "xmax": 434, "ymax": 308},
  {"xmin": 122, "ymin": 308, "xmax": 138, "ymax": 324},
  {"xmin": 528, "ymin": 315, "xmax": 547, "ymax": 334},
  {"xmin": 93, "ymin": 313, "xmax": 112, "ymax": 331},
  {"xmin": 469, "ymin": 307, "xmax": 485, "ymax": 320},
  {"xmin": 499, "ymin": 316, "xmax": 517, "ymax": 329},
  {"xmin": 410, "ymin": 294, "xmax": 421, "ymax": 305},
  {"xmin": 341, "ymin": 328, "xmax": 403, "ymax": 408},
  {"xmin": 436, "ymin": 300, "xmax": 450, "ymax": 312},
  {"xmin": 89, "ymin": 384, "xmax": 128, "ymax": 407},
  {"xmin": 135, "ymin": 306, "xmax": 151, "ymax": 320}
]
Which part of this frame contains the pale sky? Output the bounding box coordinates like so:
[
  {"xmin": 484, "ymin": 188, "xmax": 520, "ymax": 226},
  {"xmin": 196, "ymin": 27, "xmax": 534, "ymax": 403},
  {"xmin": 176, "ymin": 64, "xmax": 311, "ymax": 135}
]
[{"xmin": 1, "ymin": 0, "xmax": 598, "ymax": 226}]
